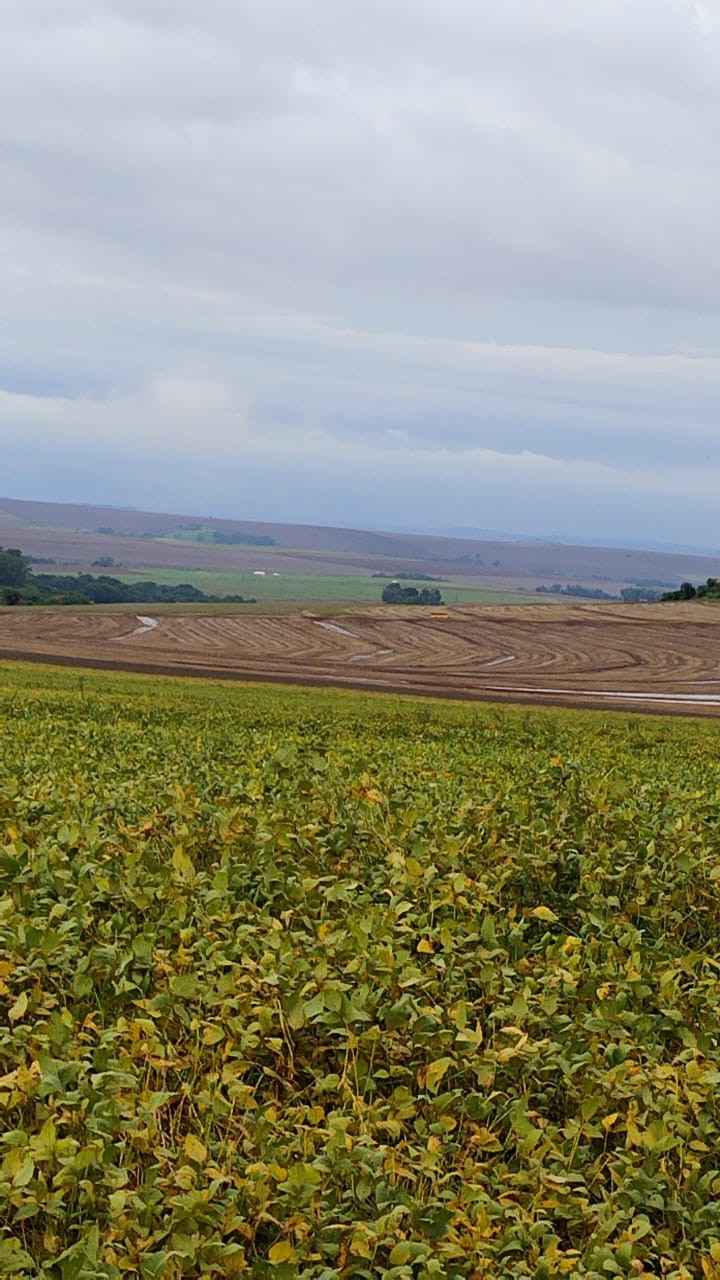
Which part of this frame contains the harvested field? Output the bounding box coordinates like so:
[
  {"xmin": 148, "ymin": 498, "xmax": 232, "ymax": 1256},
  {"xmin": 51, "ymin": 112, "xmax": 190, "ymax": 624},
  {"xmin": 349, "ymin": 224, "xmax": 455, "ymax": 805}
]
[{"xmin": 3, "ymin": 600, "xmax": 720, "ymax": 713}]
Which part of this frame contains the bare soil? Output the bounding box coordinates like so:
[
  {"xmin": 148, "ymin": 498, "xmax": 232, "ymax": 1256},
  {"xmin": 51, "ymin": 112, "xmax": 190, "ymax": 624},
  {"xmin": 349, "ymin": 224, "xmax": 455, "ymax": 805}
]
[{"xmin": 3, "ymin": 601, "xmax": 720, "ymax": 715}]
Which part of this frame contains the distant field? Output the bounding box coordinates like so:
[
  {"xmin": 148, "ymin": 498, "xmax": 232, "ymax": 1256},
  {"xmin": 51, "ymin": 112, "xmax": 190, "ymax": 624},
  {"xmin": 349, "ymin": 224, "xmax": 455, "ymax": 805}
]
[
  {"xmin": 112, "ymin": 565, "xmax": 531, "ymax": 604},
  {"xmin": 1, "ymin": 495, "xmax": 716, "ymax": 594}
]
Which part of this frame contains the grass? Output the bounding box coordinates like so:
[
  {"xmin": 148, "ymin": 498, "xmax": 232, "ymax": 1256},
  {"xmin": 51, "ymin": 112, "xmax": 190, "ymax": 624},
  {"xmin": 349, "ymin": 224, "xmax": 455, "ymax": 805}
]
[{"xmin": 111, "ymin": 565, "xmax": 531, "ymax": 604}]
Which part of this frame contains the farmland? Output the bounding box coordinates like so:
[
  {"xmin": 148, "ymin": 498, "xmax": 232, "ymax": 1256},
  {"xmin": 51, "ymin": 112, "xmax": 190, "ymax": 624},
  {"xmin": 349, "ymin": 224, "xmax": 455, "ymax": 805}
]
[
  {"xmin": 2, "ymin": 663, "xmax": 720, "ymax": 1276},
  {"xmin": 3, "ymin": 600, "xmax": 720, "ymax": 714},
  {"xmin": 109, "ymin": 568, "xmax": 527, "ymax": 606},
  {"xmin": 3, "ymin": 494, "xmax": 720, "ymax": 599}
]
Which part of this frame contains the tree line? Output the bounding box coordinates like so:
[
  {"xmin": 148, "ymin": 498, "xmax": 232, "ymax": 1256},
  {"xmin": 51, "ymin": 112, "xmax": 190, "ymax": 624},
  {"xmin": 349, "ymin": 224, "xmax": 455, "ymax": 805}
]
[
  {"xmin": 0, "ymin": 548, "xmax": 251, "ymax": 605},
  {"xmin": 381, "ymin": 582, "xmax": 444, "ymax": 605},
  {"xmin": 662, "ymin": 578, "xmax": 720, "ymax": 601}
]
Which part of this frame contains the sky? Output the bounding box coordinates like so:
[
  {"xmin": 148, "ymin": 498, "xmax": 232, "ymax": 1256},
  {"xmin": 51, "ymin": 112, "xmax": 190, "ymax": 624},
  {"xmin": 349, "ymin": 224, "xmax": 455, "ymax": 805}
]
[{"xmin": 3, "ymin": 0, "xmax": 720, "ymax": 546}]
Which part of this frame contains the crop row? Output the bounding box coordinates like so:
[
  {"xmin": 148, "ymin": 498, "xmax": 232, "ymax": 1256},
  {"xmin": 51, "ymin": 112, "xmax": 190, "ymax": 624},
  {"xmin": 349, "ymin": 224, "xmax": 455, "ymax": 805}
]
[{"xmin": 1, "ymin": 666, "xmax": 720, "ymax": 1277}]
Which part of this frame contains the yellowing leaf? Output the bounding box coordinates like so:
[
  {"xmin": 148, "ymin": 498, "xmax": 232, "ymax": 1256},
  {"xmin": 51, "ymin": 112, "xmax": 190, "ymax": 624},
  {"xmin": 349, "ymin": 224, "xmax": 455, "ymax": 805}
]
[
  {"xmin": 389, "ymin": 1242, "xmax": 415, "ymax": 1265},
  {"xmin": 349, "ymin": 1233, "xmax": 373, "ymax": 1259},
  {"xmin": 31, "ymin": 1117, "xmax": 57, "ymax": 1161},
  {"xmin": 451, "ymin": 1000, "xmax": 468, "ymax": 1030},
  {"xmin": 268, "ymin": 1240, "xmax": 297, "ymax": 1263},
  {"xmin": 184, "ymin": 1134, "xmax": 208, "ymax": 1165},
  {"xmin": 109, "ymin": 1190, "xmax": 127, "ymax": 1216},
  {"xmin": 8, "ymin": 991, "xmax": 28, "ymax": 1022},
  {"xmin": 529, "ymin": 906, "xmax": 558, "ymax": 923},
  {"xmin": 497, "ymin": 1033, "xmax": 529, "ymax": 1062},
  {"xmin": 417, "ymin": 938, "xmax": 435, "ymax": 954},
  {"xmin": 12, "ymin": 1156, "xmax": 34, "ymax": 1187},
  {"xmin": 421, "ymin": 1056, "xmax": 454, "ymax": 1093},
  {"xmin": 602, "ymin": 1112, "xmax": 621, "ymax": 1130},
  {"xmin": 16, "ymin": 1062, "xmax": 40, "ymax": 1095},
  {"xmin": 201, "ymin": 1025, "xmax": 224, "ymax": 1045},
  {"xmin": 172, "ymin": 846, "xmax": 195, "ymax": 880}
]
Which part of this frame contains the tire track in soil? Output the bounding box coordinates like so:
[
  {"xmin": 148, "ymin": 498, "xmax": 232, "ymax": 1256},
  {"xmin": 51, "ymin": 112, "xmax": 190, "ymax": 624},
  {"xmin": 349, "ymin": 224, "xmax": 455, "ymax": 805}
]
[{"xmin": 2, "ymin": 602, "xmax": 720, "ymax": 715}]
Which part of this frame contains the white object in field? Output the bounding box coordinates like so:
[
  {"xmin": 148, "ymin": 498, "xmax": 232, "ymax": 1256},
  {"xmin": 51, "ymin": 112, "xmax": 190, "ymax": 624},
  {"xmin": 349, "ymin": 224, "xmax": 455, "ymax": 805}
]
[
  {"xmin": 314, "ymin": 620, "xmax": 359, "ymax": 639},
  {"xmin": 488, "ymin": 684, "xmax": 720, "ymax": 707},
  {"xmin": 132, "ymin": 616, "xmax": 159, "ymax": 635},
  {"xmin": 349, "ymin": 648, "xmax": 394, "ymax": 662}
]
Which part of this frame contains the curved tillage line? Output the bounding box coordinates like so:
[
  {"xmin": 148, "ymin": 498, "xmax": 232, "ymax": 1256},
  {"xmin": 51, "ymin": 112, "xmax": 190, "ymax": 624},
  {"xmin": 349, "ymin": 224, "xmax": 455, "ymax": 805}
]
[
  {"xmin": 411, "ymin": 617, "xmax": 507, "ymax": 661},
  {"xmin": 374, "ymin": 619, "xmax": 499, "ymax": 670},
  {"xmin": 4, "ymin": 605, "xmax": 720, "ymax": 713}
]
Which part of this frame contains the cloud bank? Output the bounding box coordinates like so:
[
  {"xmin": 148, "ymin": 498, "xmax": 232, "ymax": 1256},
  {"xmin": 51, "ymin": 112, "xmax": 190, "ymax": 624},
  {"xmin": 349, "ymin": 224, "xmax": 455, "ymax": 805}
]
[{"xmin": 3, "ymin": 1, "xmax": 720, "ymax": 543}]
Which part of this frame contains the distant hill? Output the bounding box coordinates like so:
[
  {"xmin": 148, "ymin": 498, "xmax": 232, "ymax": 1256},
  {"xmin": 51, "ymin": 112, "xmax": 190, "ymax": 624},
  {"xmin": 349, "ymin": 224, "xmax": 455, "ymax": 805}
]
[
  {"xmin": 1, "ymin": 495, "xmax": 719, "ymax": 594},
  {"xmin": 423, "ymin": 525, "xmax": 720, "ymax": 557}
]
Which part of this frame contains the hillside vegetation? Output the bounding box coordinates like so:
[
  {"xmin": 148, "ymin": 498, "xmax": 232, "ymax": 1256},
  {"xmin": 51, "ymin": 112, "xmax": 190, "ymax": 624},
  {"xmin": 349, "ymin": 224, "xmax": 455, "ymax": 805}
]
[
  {"xmin": 3, "ymin": 496, "xmax": 720, "ymax": 598},
  {"xmin": 2, "ymin": 667, "xmax": 720, "ymax": 1277},
  {"xmin": 662, "ymin": 578, "xmax": 720, "ymax": 601},
  {"xmin": 0, "ymin": 548, "xmax": 251, "ymax": 606}
]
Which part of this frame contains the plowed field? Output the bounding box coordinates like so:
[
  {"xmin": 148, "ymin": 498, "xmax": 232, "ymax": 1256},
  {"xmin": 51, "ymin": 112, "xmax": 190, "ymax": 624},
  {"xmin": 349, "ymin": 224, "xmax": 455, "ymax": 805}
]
[{"xmin": 3, "ymin": 601, "xmax": 720, "ymax": 713}]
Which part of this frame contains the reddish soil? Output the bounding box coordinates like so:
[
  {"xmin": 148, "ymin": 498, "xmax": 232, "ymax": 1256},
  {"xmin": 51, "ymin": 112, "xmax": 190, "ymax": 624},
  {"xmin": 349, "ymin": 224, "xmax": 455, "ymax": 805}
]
[{"xmin": 3, "ymin": 602, "xmax": 720, "ymax": 715}]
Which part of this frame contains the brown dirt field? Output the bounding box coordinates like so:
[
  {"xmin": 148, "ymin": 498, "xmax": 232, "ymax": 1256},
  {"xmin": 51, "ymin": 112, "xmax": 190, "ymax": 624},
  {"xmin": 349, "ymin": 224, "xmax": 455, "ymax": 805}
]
[{"xmin": 3, "ymin": 601, "xmax": 720, "ymax": 715}]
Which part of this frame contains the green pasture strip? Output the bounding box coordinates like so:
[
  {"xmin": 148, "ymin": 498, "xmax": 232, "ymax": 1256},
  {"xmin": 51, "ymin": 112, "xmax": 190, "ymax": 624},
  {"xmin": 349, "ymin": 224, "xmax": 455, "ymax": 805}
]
[
  {"xmin": 111, "ymin": 565, "xmax": 530, "ymax": 603},
  {"xmin": 2, "ymin": 662, "xmax": 720, "ymax": 1276}
]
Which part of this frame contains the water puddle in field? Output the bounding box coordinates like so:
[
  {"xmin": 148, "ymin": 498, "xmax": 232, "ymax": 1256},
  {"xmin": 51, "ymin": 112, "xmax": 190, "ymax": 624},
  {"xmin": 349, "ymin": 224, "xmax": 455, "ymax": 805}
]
[
  {"xmin": 314, "ymin": 620, "xmax": 359, "ymax": 639},
  {"xmin": 484, "ymin": 653, "xmax": 516, "ymax": 667},
  {"xmin": 349, "ymin": 648, "xmax": 394, "ymax": 662},
  {"xmin": 131, "ymin": 616, "xmax": 159, "ymax": 635},
  {"xmin": 490, "ymin": 684, "xmax": 720, "ymax": 707}
]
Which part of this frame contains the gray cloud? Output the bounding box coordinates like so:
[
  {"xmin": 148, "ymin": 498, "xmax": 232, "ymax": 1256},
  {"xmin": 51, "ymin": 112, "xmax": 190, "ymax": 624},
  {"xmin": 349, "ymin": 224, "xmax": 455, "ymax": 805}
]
[{"xmin": 2, "ymin": 1, "xmax": 720, "ymax": 543}]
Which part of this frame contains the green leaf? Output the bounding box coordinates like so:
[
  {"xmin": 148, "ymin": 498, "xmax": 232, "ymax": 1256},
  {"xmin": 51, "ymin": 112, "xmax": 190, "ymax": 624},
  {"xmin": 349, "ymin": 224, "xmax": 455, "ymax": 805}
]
[
  {"xmin": 12, "ymin": 1155, "xmax": 35, "ymax": 1187},
  {"xmin": 412, "ymin": 1206, "xmax": 454, "ymax": 1241},
  {"xmin": 285, "ymin": 1002, "xmax": 306, "ymax": 1030},
  {"xmin": 170, "ymin": 974, "xmax": 197, "ymax": 998}
]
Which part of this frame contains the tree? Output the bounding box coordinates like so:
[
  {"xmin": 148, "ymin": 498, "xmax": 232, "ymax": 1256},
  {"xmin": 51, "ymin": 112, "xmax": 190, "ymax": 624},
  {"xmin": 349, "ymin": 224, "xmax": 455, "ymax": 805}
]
[
  {"xmin": 381, "ymin": 582, "xmax": 443, "ymax": 606},
  {"xmin": 0, "ymin": 547, "xmax": 29, "ymax": 588},
  {"xmin": 662, "ymin": 581, "xmax": 697, "ymax": 601}
]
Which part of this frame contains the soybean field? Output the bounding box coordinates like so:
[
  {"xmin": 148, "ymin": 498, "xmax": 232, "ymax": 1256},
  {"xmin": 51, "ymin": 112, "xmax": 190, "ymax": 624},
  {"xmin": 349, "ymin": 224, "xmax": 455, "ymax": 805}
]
[{"xmin": 2, "ymin": 664, "xmax": 720, "ymax": 1277}]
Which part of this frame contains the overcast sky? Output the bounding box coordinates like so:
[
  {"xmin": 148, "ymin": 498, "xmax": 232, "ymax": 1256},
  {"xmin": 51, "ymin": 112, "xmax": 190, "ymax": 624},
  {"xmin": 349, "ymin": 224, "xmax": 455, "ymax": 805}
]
[{"xmin": 3, "ymin": 0, "xmax": 720, "ymax": 545}]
